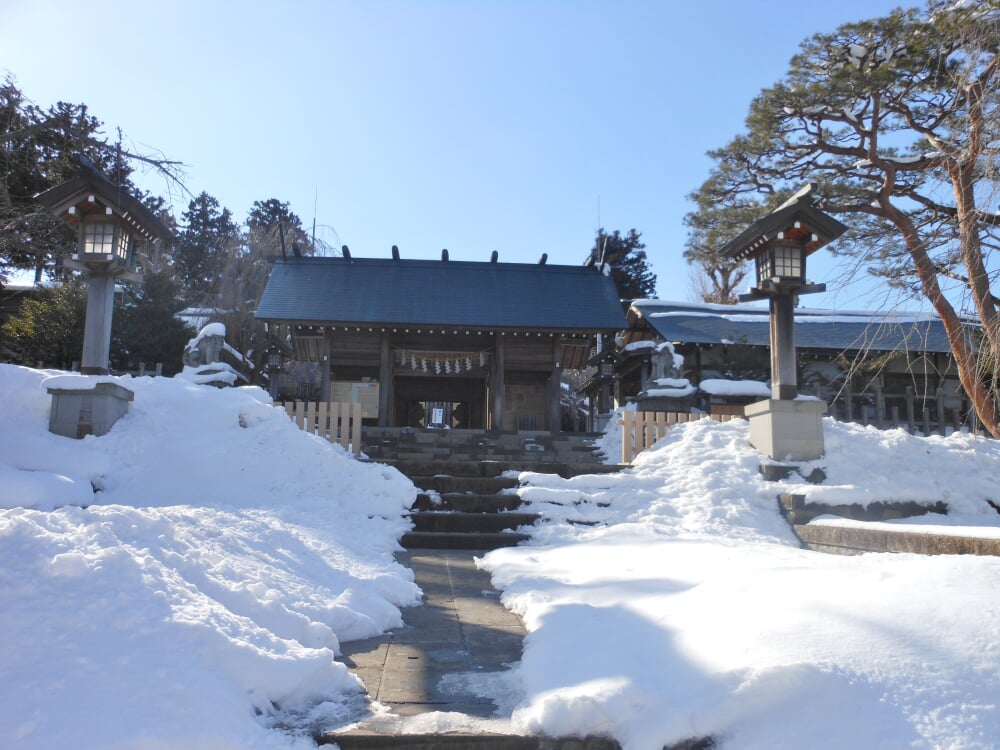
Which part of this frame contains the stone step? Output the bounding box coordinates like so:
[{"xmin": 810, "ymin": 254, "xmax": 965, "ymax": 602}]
[
  {"xmin": 317, "ymin": 733, "xmax": 619, "ymax": 749},
  {"xmin": 409, "ymin": 475, "xmax": 521, "ymax": 494},
  {"xmin": 401, "ymin": 531, "xmax": 531, "ymax": 550},
  {"xmin": 390, "ymin": 459, "xmax": 518, "ymax": 478},
  {"xmin": 413, "ymin": 492, "xmax": 524, "ymax": 513},
  {"xmin": 319, "ymin": 731, "xmax": 714, "ymax": 750},
  {"xmin": 389, "ymin": 461, "xmax": 627, "ymax": 481},
  {"xmin": 410, "ymin": 511, "xmax": 540, "ymax": 534}
]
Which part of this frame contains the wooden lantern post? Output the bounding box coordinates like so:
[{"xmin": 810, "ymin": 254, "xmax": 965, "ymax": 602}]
[{"xmin": 719, "ymin": 184, "xmax": 847, "ymax": 463}]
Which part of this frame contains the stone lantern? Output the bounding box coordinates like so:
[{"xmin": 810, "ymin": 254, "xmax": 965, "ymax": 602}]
[
  {"xmin": 35, "ymin": 155, "xmax": 170, "ymax": 375},
  {"xmin": 719, "ymin": 184, "xmax": 847, "ymax": 463}
]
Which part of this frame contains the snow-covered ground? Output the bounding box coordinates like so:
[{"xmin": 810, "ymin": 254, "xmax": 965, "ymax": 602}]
[
  {"xmin": 484, "ymin": 418, "xmax": 1000, "ymax": 749},
  {"xmin": 0, "ymin": 365, "xmax": 419, "ymax": 749},
  {"xmin": 2, "ymin": 363, "xmax": 1000, "ymax": 749}
]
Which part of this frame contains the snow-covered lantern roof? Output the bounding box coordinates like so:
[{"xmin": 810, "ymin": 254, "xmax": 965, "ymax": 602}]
[
  {"xmin": 719, "ymin": 183, "xmax": 847, "ymax": 301},
  {"xmin": 34, "ymin": 155, "xmax": 170, "ymax": 276}
]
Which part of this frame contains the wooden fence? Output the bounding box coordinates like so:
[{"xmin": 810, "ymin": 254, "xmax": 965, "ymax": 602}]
[
  {"xmin": 621, "ymin": 405, "xmax": 990, "ymax": 464},
  {"xmin": 278, "ymin": 401, "xmax": 363, "ymax": 456},
  {"xmin": 620, "ymin": 410, "xmax": 741, "ymax": 464}
]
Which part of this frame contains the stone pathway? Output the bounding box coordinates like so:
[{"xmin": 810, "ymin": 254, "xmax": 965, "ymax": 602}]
[{"xmin": 333, "ymin": 549, "xmax": 525, "ymax": 725}]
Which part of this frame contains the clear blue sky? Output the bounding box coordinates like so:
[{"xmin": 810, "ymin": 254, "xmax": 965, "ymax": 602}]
[{"xmin": 2, "ymin": 0, "xmax": 914, "ymax": 306}]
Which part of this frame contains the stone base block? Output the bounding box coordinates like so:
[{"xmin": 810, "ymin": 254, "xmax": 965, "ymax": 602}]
[
  {"xmin": 744, "ymin": 398, "xmax": 826, "ymax": 461},
  {"xmin": 48, "ymin": 381, "xmax": 134, "ymax": 439}
]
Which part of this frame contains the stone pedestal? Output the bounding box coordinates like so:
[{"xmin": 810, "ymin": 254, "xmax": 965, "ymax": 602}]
[
  {"xmin": 745, "ymin": 398, "xmax": 826, "ymax": 461},
  {"xmin": 48, "ymin": 381, "xmax": 134, "ymax": 439}
]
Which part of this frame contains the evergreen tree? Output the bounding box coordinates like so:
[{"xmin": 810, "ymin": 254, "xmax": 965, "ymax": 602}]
[
  {"xmin": 112, "ymin": 271, "xmax": 195, "ymax": 375},
  {"xmin": 1, "ymin": 74, "xmax": 183, "ymax": 282},
  {"xmin": 587, "ymin": 228, "xmax": 657, "ymax": 303},
  {"xmin": 683, "ymin": 188, "xmax": 790, "ymax": 304},
  {"xmin": 1, "ymin": 279, "xmax": 86, "ymax": 368},
  {"xmin": 175, "ymin": 192, "xmax": 241, "ymax": 303},
  {"xmin": 685, "ymin": 0, "xmax": 1000, "ymax": 435},
  {"xmin": 204, "ymin": 199, "xmax": 312, "ymax": 384}
]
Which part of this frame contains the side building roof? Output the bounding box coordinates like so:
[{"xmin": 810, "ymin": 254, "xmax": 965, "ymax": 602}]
[
  {"xmin": 256, "ymin": 256, "xmax": 628, "ymax": 332},
  {"xmin": 631, "ymin": 299, "xmax": 963, "ymax": 354}
]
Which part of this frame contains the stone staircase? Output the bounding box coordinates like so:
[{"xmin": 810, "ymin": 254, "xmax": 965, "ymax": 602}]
[
  {"xmin": 404, "ymin": 472, "xmax": 533, "ymax": 549},
  {"xmin": 322, "ymin": 453, "xmax": 718, "ymax": 750},
  {"xmin": 363, "ymin": 427, "xmax": 607, "ymax": 465},
  {"xmin": 363, "ymin": 428, "xmax": 616, "ymax": 551},
  {"xmin": 385, "ymin": 457, "xmax": 623, "ymax": 551}
]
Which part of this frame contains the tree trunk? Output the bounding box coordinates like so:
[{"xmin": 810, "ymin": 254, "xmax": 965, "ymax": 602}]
[{"xmin": 883, "ymin": 199, "xmax": 1000, "ymax": 438}]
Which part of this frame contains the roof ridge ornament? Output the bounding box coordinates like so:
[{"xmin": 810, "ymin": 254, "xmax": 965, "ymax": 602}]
[{"xmin": 776, "ymin": 181, "xmax": 819, "ymax": 211}]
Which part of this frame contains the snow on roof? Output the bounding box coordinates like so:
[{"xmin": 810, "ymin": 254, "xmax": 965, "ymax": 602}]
[
  {"xmin": 630, "ymin": 300, "xmax": 959, "ymax": 354},
  {"xmin": 643, "ymin": 384, "xmax": 697, "ymax": 398},
  {"xmin": 699, "ymin": 378, "xmax": 772, "ymax": 397},
  {"xmin": 622, "ymin": 340, "xmax": 657, "ymax": 352}
]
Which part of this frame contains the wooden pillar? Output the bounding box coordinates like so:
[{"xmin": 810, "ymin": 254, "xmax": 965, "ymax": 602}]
[
  {"xmin": 547, "ymin": 337, "xmax": 562, "ymax": 433},
  {"xmin": 491, "ymin": 335, "xmax": 505, "ymax": 430},
  {"xmin": 874, "ymin": 376, "xmax": 886, "ymax": 427},
  {"xmin": 769, "ymin": 292, "xmax": 797, "ymax": 400},
  {"xmin": 378, "ymin": 333, "xmax": 392, "ymax": 427},
  {"xmin": 320, "ymin": 334, "xmax": 331, "ymax": 402}
]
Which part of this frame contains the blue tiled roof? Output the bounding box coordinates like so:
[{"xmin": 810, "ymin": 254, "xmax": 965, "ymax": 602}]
[
  {"xmin": 632, "ymin": 300, "xmax": 963, "ymax": 354},
  {"xmin": 256, "ymin": 257, "xmax": 627, "ymax": 331}
]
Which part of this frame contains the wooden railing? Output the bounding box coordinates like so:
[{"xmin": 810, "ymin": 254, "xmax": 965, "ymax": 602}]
[
  {"xmin": 621, "ymin": 410, "xmax": 740, "ymax": 464},
  {"xmin": 278, "ymin": 401, "xmax": 363, "ymax": 456}
]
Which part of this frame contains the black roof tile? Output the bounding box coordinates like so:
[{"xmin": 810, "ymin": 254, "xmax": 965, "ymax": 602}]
[{"xmin": 256, "ymin": 256, "xmax": 627, "ymax": 331}]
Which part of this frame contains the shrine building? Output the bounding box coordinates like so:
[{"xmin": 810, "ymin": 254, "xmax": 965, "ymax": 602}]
[{"xmin": 255, "ymin": 251, "xmax": 627, "ymax": 432}]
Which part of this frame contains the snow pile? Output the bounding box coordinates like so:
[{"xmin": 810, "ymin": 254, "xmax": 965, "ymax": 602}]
[
  {"xmin": 483, "ymin": 418, "xmax": 1000, "ymax": 749},
  {"xmin": 592, "ymin": 403, "xmax": 634, "ymax": 465},
  {"xmin": 0, "ymin": 364, "xmax": 418, "ymax": 749}
]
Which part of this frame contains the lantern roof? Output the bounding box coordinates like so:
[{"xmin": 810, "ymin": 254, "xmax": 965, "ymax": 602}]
[
  {"xmin": 34, "ymin": 155, "xmax": 171, "ymax": 243},
  {"xmin": 718, "ymin": 183, "xmax": 848, "ymax": 263}
]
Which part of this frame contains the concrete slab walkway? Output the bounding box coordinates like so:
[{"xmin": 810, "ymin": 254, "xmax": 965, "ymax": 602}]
[{"xmin": 339, "ymin": 549, "xmax": 526, "ymax": 720}]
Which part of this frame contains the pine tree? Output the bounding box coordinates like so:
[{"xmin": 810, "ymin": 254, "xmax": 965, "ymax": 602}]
[
  {"xmin": 112, "ymin": 271, "xmax": 195, "ymax": 375},
  {"xmin": 686, "ymin": 0, "xmax": 1000, "ymax": 436},
  {"xmin": 175, "ymin": 192, "xmax": 241, "ymax": 304},
  {"xmin": 588, "ymin": 228, "xmax": 657, "ymax": 303}
]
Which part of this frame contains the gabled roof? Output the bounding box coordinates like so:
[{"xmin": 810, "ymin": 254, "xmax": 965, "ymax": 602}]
[
  {"xmin": 631, "ymin": 299, "xmax": 963, "ymax": 354},
  {"xmin": 256, "ymin": 256, "xmax": 628, "ymax": 332},
  {"xmin": 34, "ymin": 155, "xmax": 171, "ymax": 242},
  {"xmin": 719, "ymin": 184, "xmax": 848, "ymax": 263}
]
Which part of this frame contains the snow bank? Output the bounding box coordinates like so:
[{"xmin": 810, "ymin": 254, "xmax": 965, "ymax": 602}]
[
  {"xmin": 0, "ymin": 364, "xmax": 418, "ymax": 749},
  {"xmin": 482, "ymin": 418, "xmax": 1000, "ymax": 749}
]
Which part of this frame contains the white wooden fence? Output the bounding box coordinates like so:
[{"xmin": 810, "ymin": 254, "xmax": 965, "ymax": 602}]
[
  {"xmin": 621, "ymin": 410, "xmax": 741, "ymax": 464},
  {"xmin": 278, "ymin": 401, "xmax": 363, "ymax": 456}
]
